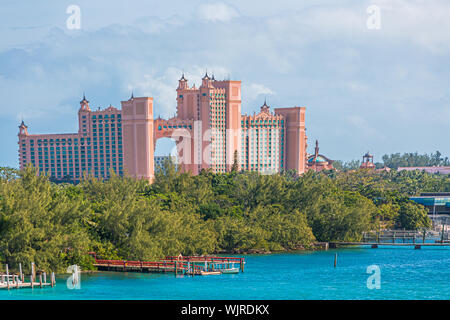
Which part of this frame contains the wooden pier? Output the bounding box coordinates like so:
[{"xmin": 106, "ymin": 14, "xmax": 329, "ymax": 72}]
[
  {"xmin": 0, "ymin": 280, "xmax": 53, "ymax": 289},
  {"xmin": 330, "ymin": 242, "xmax": 450, "ymax": 249},
  {"xmin": 93, "ymin": 255, "xmax": 245, "ymax": 276},
  {"xmin": 0, "ymin": 263, "xmax": 55, "ymax": 290}
]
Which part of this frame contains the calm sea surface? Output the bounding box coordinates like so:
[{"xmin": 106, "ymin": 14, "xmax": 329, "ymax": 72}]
[{"xmin": 1, "ymin": 246, "xmax": 449, "ymax": 300}]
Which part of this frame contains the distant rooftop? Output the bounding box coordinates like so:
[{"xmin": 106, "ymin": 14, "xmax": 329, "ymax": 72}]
[
  {"xmin": 398, "ymin": 166, "xmax": 450, "ymax": 174},
  {"xmin": 410, "ymin": 196, "xmax": 450, "ymax": 207},
  {"xmin": 420, "ymin": 192, "xmax": 450, "ymax": 197}
]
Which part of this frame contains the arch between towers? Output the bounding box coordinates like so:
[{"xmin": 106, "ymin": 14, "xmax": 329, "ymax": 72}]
[{"xmin": 153, "ymin": 117, "xmax": 196, "ymax": 175}]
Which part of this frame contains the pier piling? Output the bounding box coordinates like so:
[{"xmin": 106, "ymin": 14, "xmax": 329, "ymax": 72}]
[
  {"xmin": 31, "ymin": 262, "xmax": 35, "ymax": 283},
  {"xmin": 334, "ymin": 253, "xmax": 337, "ymax": 268},
  {"xmin": 1, "ymin": 262, "xmax": 53, "ymax": 290},
  {"xmin": 19, "ymin": 263, "xmax": 23, "ymax": 282},
  {"xmin": 6, "ymin": 264, "xmax": 10, "ymax": 289}
]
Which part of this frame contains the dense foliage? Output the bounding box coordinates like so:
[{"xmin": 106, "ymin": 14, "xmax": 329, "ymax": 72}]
[
  {"xmin": 0, "ymin": 160, "xmax": 443, "ymax": 273},
  {"xmin": 381, "ymin": 151, "xmax": 450, "ymax": 169}
]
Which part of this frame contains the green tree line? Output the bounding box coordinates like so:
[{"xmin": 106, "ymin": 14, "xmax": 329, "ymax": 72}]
[
  {"xmin": 382, "ymin": 151, "xmax": 450, "ymax": 169},
  {"xmin": 334, "ymin": 151, "xmax": 449, "ymax": 171},
  {"xmin": 1, "ymin": 160, "xmax": 442, "ymax": 273}
]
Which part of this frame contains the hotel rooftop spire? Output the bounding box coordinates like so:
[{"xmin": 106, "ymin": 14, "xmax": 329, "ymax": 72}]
[
  {"xmin": 202, "ymin": 69, "xmax": 210, "ymax": 80},
  {"xmin": 79, "ymin": 92, "xmax": 91, "ymax": 111}
]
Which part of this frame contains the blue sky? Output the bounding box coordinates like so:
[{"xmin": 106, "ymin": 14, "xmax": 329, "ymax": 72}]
[{"xmin": 1, "ymin": 0, "xmax": 450, "ymax": 167}]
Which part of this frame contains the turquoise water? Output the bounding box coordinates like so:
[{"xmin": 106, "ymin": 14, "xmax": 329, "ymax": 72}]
[{"xmin": 1, "ymin": 246, "xmax": 449, "ymax": 300}]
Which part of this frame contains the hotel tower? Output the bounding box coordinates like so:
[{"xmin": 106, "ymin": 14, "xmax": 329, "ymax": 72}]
[{"xmin": 18, "ymin": 73, "xmax": 307, "ymax": 181}]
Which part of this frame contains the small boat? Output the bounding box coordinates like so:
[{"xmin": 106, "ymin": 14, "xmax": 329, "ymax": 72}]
[
  {"xmin": 220, "ymin": 268, "xmax": 239, "ymax": 274},
  {"xmin": 200, "ymin": 271, "xmax": 221, "ymax": 276}
]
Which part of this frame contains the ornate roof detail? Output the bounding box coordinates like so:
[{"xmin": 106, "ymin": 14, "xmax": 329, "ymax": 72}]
[
  {"xmin": 307, "ymin": 155, "xmax": 332, "ymax": 163},
  {"xmin": 260, "ymin": 99, "xmax": 270, "ymax": 113},
  {"xmin": 243, "ymin": 101, "xmax": 284, "ymax": 123},
  {"xmin": 254, "ymin": 109, "xmax": 275, "ymax": 120},
  {"xmin": 80, "ymin": 93, "xmax": 89, "ymax": 104},
  {"xmin": 306, "ymin": 140, "xmax": 334, "ymax": 171},
  {"xmin": 364, "ymin": 151, "xmax": 373, "ymax": 158},
  {"xmin": 18, "ymin": 120, "xmax": 29, "ymax": 135},
  {"xmin": 307, "ymin": 154, "xmax": 333, "ymax": 164},
  {"xmin": 79, "ymin": 92, "xmax": 91, "ymax": 111},
  {"xmin": 360, "ymin": 151, "xmax": 375, "ymax": 169},
  {"xmin": 202, "ymin": 69, "xmax": 210, "ymax": 80}
]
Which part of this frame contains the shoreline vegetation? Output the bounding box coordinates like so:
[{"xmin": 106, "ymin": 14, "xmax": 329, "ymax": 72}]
[{"xmin": 1, "ymin": 157, "xmax": 448, "ymax": 273}]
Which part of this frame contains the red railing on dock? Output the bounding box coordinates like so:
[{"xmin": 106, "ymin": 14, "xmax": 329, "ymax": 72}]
[
  {"xmin": 92, "ymin": 255, "xmax": 245, "ymax": 274},
  {"xmin": 164, "ymin": 256, "xmax": 244, "ymax": 263}
]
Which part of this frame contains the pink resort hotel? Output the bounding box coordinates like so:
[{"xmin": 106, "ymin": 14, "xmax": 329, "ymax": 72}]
[{"xmin": 18, "ymin": 73, "xmax": 307, "ymax": 181}]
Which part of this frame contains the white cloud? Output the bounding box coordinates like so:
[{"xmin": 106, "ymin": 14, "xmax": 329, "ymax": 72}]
[
  {"xmin": 343, "ymin": 81, "xmax": 368, "ymax": 93},
  {"xmin": 125, "ymin": 67, "xmax": 180, "ymax": 118},
  {"xmin": 1, "ymin": 0, "xmax": 450, "ymax": 167},
  {"xmin": 134, "ymin": 15, "xmax": 185, "ymax": 34},
  {"xmin": 371, "ymin": 0, "xmax": 450, "ymax": 54},
  {"xmin": 197, "ymin": 2, "xmax": 240, "ymax": 22},
  {"xmin": 261, "ymin": 0, "xmax": 450, "ymax": 54},
  {"xmin": 345, "ymin": 115, "xmax": 385, "ymax": 140},
  {"xmin": 124, "ymin": 65, "xmax": 231, "ymax": 118},
  {"xmin": 244, "ymin": 83, "xmax": 275, "ymax": 100}
]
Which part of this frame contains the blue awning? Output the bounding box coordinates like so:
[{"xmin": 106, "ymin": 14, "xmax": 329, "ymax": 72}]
[{"xmin": 410, "ymin": 197, "xmax": 450, "ymax": 207}]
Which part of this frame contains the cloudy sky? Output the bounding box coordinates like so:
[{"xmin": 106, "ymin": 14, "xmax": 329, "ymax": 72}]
[{"xmin": 1, "ymin": 0, "xmax": 450, "ymax": 167}]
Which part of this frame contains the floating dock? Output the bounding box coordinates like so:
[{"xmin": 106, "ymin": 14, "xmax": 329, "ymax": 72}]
[
  {"xmin": 0, "ymin": 263, "xmax": 55, "ymax": 290},
  {"xmin": 0, "ymin": 280, "xmax": 53, "ymax": 289},
  {"xmin": 92, "ymin": 255, "xmax": 245, "ymax": 275}
]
